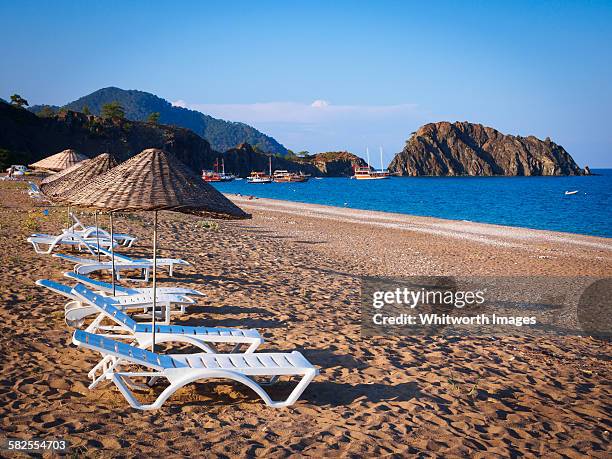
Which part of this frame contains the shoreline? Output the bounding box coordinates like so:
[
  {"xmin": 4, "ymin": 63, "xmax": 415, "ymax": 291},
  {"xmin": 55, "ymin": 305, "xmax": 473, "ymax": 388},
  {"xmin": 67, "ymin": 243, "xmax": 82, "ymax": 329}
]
[{"xmin": 227, "ymin": 194, "xmax": 612, "ymax": 252}]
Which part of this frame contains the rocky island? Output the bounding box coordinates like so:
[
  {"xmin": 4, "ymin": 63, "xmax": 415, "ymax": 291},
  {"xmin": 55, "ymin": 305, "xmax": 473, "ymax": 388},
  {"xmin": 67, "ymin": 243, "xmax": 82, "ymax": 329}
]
[{"xmin": 388, "ymin": 121, "xmax": 587, "ymax": 176}]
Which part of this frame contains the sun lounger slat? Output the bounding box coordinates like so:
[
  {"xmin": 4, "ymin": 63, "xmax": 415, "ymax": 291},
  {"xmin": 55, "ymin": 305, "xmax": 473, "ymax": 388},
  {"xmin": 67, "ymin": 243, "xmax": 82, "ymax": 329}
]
[
  {"xmin": 260, "ymin": 355, "xmax": 281, "ymax": 368},
  {"xmin": 228, "ymin": 355, "xmax": 246, "ymax": 368},
  {"xmin": 244, "ymin": 355, "xmax": 266, "ymax": 369}
]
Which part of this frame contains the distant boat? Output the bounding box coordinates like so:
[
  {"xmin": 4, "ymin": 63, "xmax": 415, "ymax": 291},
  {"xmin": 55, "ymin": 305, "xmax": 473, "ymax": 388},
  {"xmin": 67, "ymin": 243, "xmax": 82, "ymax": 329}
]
[
  {"xmin": 272, "ymin": 170, "xmax": 309, "ymax": 182},
  {"xmin": 219, "ymin": 158, "xmax": 236, "ymax": 181},
  {"xmin": 247, "ymin": 156, "xmax": 273, "ymax": 183},
  {"xmin": 203, "ymin": 158, "xmax": 235, "ymax": 182},
  {"xmin": 352, "ymin": 166, "xmax": 390, "ymax": 180},
  {"xmin": 247, "ymin": 171, "xmax": 272, "ymax": 184},
  {"xmin": 565, "ymin": 190, "xmax": 579, "ymax": 195},
  {"xmin": 352, "ymin": 147, "xmax": 390, "ymax": 180},
  {"xmin": 202, "ymin": 170, "xmax": 222, "ymax": 182}
]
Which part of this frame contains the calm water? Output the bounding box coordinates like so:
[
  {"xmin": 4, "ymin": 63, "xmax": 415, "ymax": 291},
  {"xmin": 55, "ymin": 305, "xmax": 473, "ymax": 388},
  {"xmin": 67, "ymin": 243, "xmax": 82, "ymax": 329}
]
[{"xmin": 212, "ymin": 170, "xmax": 612, "ymax": 238}]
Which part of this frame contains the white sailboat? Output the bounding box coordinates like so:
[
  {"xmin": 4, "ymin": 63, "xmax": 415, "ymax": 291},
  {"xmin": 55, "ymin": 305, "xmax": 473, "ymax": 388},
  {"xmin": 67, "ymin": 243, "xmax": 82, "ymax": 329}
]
[{"xmin": 352, "ymin": 147, "xmax": 390, "ymax": 180}]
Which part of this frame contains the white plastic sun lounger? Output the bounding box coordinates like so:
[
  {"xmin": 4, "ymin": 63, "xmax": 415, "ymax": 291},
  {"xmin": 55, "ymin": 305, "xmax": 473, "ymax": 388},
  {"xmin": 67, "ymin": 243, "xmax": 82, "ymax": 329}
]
[
  {"xmin": 27, "ymin": 214, "xmax": 135, "ymax": 254},
  {"xmin": 73, "ymin": 329, "xmax": 317, "ymax": 410},
  {"xmin": 28, "ymin": 182, "xmax": 41, "ymax": 197},
  {"xmin": 52, "ymin": 252, "xmax": 189, "ymax": 281},
  {"xmin": 28, "ymin": 232, "xmax": 117, "ymax": 255},
  {"xmin": 64, "ymin": 272, "xmax": 204, "ymax": 298},
  {"xmin": 36, "ymin": 279, "xmax": 194, "ymax": 325},
  {"xmin": 69, "ymin": 213, "xmax": 136, "ymax": 247},
  {"xmin": 69, "ymin": 283, "xmax": 263, "ymax": 387},
  {"xmin": 91, "ymin": 245, "xmax": 187, "ymax": 268},
  {"xmin": 70, "ymin": 284, "xmax": 263, "ymax": 353}
]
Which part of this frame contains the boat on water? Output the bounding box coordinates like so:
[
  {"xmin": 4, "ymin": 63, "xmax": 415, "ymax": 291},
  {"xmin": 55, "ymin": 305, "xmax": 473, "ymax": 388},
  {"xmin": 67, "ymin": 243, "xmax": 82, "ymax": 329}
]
[
  {"xmin": 352, "ymin": 147, "xmax": 390, "ymax": 180},
  {"xmin": 203, "ymin": 158, "xmax": 235, "ymax": 182},
  {"xmin": 352, "ymin": 166, "xmax": 390, "ymax": 180},
  {"xmin": 273, "ymin": 170, "xmax": 310, "ymax": 182},
  {"xmin": 565, "ymin": 190, "xmax": 579, "ymax": 195},
  {"xmin": 202, "ymin": 170, "xmax": 222, "ymax": 182},
  {"xmin": 247, "ymin": 156, "xmax": 274, "ymax": 183},
  {"xmin": 247, "ymin": 171, "xmax": 272, "ymax": 183},
  {"xmin": 218, "ymin": 159, "xmax": 235, "ymax": 181}
]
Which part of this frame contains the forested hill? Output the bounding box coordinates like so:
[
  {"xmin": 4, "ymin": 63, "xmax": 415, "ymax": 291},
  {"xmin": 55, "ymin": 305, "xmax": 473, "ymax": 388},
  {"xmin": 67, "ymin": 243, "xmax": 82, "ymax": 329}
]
[{"xmin": 29, "ymin": 87, "xmax": 288, "ymax": 155}]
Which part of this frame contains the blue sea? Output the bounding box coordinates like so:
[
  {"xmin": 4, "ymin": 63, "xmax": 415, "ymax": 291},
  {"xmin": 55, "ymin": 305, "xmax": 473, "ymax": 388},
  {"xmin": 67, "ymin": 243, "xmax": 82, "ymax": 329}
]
[{"xmin": 212, "ymin": 169, "xmax": 612, "ymax": 238}]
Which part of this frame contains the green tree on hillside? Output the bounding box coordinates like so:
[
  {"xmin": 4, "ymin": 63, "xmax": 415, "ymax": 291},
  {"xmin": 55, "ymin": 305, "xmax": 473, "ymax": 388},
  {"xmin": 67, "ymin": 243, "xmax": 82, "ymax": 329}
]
[
  {"xmin": 10, "ymin": 94, "xmax": 28, "ymax": 108},
  {"xmin": 147, "ymin": 112, "xmax": 160, "ymax": 124},
  {"xmin": 82, "ymin": 105, "xmax": 91, "ymax": 115},
  {"xmin": 101, "ymin": 101, "xmax": 125, "ymax": 120},
  {"xmin": 37, "ymin": 106, "xmax": 56, "ymax": 118}
]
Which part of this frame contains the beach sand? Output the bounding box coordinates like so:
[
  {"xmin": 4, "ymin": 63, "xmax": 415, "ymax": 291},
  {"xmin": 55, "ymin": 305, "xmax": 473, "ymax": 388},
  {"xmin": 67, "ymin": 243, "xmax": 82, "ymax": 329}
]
[{"xmin": 1, "ymin": 182, "xmax": 610, "ymax": 457}]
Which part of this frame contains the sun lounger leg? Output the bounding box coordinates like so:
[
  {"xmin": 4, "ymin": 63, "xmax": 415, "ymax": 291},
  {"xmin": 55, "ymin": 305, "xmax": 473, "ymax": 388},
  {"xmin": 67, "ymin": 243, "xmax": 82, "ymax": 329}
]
[
  {"xmin": 110, "ymin": 373, "xmax": 165, "ymax": 410},
  {"xmin": 110, "ymin": 369, "xmax": 318, "ymax": 410},
  {"xmin": 274, "ymin": 369, "xmax": 317, "ymax": 407},
  {"xmin": 89, "ymin": 355, "xmax": 121, "ymax": 389}
]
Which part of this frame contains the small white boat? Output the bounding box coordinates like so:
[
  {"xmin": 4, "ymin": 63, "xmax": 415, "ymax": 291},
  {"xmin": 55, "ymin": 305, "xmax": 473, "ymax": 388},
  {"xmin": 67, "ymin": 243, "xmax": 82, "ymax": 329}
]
[{"xmin": 565, "ymin": 190, "xmax": 579, "ymax": 195}]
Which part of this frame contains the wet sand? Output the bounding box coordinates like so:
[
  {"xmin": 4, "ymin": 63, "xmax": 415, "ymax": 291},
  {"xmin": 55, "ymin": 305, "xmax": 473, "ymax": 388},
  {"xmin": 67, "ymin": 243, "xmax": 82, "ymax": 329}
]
[{"xmin": 0, "ymin": 182, "xmax": 610, "ymax": 457}]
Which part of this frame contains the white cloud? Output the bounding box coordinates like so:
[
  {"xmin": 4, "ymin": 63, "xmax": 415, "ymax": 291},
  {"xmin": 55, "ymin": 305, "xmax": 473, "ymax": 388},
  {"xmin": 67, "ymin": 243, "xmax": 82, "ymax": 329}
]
[
  {"xmin": 172, "ymin": 99, "xmax": 188, "ymax": 108},
  {"xmin": 311, "ymin": 99, "xmax": 330, "ymax": 108}
]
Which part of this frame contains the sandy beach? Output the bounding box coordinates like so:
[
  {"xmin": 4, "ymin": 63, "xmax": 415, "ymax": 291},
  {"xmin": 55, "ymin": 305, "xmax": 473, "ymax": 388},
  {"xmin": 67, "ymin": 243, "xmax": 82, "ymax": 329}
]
[{"xmin": 1, "ymin": 181, "xmax": 610, "ymax": 457}]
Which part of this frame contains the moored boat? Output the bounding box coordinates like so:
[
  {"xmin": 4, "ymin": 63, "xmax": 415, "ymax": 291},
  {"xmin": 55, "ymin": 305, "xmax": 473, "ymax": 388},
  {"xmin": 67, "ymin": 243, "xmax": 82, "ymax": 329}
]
[
  {"xmin": 273, "ymin": 170, "xmax": 310, "ymax": 182},
  {"xmin": 204, "ymin": 158, "xmax": 236, "ymax": 182},
  {"xmin": 219, "ymin": 159, "xmax": 235, "ymax": 181},
  {"xmin": 352, "ymin": 147, "xmax": 390, "ymax": 179},
  {"xmin": 247, "ymin": 171, "xmax": 272, "ymax": 183},
  {"xmin": 248, "ymin": 156, "xmax": 274, "ymax": 183},
  {"xmin": 202, "ymin": 170, "xmax": 222, "ymax": 182},
  {"xmin": 352, "ymin": 166, "xmax": 390, "ymax": 180}
]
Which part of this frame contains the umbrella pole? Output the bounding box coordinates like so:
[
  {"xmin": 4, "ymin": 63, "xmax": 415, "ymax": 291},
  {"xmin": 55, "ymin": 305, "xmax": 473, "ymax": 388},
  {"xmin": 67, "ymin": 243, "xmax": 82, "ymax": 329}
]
[
  {"xmin": 110, "ymin": 212, "xmax": 116, "ymax": 296},
  {"xmin": 94, "ymin": 211, "xmax": 100, "ymax": 262},
  {"xmin": 151, "ymin": 211, "xmax": 158, "ymax": 353},
  {"xmin": 67, "ymin": 205, "xmax": 73, "ymax": 252}
]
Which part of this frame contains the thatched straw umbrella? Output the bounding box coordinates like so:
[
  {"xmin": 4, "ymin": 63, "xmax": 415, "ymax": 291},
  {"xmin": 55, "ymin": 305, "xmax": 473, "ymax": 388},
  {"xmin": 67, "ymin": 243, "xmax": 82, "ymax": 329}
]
[
  {"xmin": 40, "ymin": 159, "xmax": 91, "ymax": 231},
  {"xmin": 30, "ymin": 149, "xmax": 88, "ymax": 172},
  {"xmin": 66, "ymin": 148, "xmax": 250, "ymax": 351},
  {"xmin": 41, "ymin": 159, "xmax": 88, "ymax": 186},
  {"xmin": 40, "ymin": 153, "xmax": 118, "ymax": 201},
  {"xmin": 40, "ymin": 153, "xmax": 120, "ymax": 256}
]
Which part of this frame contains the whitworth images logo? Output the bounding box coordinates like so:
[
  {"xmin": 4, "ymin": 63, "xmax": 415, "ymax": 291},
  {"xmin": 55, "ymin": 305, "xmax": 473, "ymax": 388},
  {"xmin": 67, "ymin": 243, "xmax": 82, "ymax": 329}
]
[{"xmin": 361, "ymin": 276, "xmax": 611, "ymax": 337}]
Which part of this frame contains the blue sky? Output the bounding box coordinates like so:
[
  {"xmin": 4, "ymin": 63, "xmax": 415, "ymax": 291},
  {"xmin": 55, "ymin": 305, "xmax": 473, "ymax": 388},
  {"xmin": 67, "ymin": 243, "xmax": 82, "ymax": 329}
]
[{"xmin": 1, "ymin": 0, "xmax": 611, "ymax": 166}]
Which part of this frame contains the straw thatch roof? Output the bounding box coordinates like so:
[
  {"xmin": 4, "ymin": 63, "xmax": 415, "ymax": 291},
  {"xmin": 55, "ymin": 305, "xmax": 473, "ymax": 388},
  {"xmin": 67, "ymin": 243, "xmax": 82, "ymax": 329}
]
[
  {"xmin": 30, "ymin": 149, "xmax": 89, "ymax": 172},
  {"xmin": 40, "ymin": 153, "xmax": 119, "ymax": 202},
  {"xmin": 66, "ymin": 148, "xmax": 250, "ymax": 219},
  {"xmin": 40, "ymin": 159, "xmax": 89, "ymax": 186}
]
